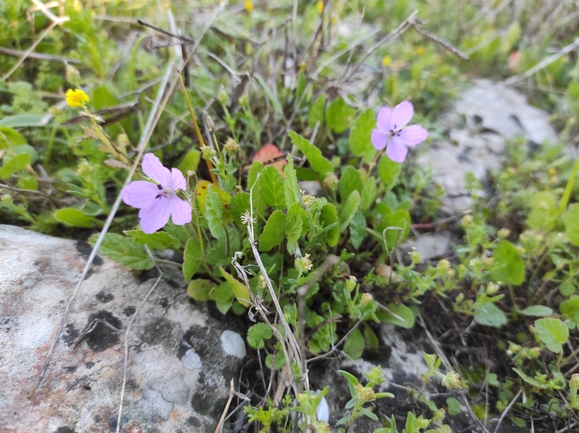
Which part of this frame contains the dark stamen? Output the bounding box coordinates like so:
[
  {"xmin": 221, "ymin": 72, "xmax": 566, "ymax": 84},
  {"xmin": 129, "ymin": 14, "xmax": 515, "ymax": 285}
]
[{"xmin": 157, "ymin": 184, "xmax": 163, "ymax": 190}]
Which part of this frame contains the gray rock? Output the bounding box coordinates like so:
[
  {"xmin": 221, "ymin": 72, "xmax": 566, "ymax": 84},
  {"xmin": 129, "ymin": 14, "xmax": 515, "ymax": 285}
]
[
  {"xmin": 0, "ymin": 224, "xmax": 246, "ymax": 433},
  {"xmin": 419, "ymin": 79, "xmax": 558, "ymax": 213}
]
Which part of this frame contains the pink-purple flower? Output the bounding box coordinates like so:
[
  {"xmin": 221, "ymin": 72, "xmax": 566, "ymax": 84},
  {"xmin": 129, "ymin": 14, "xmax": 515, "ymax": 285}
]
[
  {"xmin": 371, "ymin": 101, "xmax": 428, "ymax": 163},
  {"xmin": 121, "ymin": 153, "xmax": 192, "ymax": 234}
]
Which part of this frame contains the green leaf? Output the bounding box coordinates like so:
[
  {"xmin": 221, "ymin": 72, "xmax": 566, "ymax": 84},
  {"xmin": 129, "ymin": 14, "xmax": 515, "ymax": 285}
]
[
  {"xmin": 283, "ymin": 156, "xmax": 301, "ymax": 208},
  {"xmin": 220, "ymin": 267, "xmax": 251, "ymax": 307},
  {"xmin": 446, "ymin": 398, "xmax": 461, "ymax": 416},
  {"xmin": 288, "ymin": 131, "xmax": 333, "ymax": 178},
  {"xmin": 288, "ymin": 202, "xmax": 309, "ymax": 236},
  {"xmin": 230, "ymin": 192, "xmax": 251, "ymax": 226},
  {"xmin": 186, "ymin": 279, "xmax": 215, "ymax": 301},
  {"xmin": 490, "ymin": 241, "xmax": 524, "ymax": 285},
  {"xmin": 0, "ymin": 114, "xmax": 47, "ymax": 128},
  {"xmin": 286, "ymin": 213, "xmax": 303, "ymax": 246},
  {"xmin": 89, "ymin": 233, "xmax": 155, "ymax": 270},
  {"xmin": 362, "ymin": 323, "xmax": 379, "ymax": 348},
  {"xmin": 183, "ymin": 238, "xmax": 203, "ymax": 280},
  {"xmin": 211, "ymin": 281, "xmax": 234, "ymax": 303},
  {"xmin": 519, "ymin": 305, "xmax": 553, "ymax": 317},
  {"xmin": 326, "ymin": 97, "xmax": 356, "ymax": 133},
  {"xmin": 339, "ymin": 165, "xmax": 363, "ymax": 201},
  {"xmin": 0, "ymin": 126, "xmax": 27, "ymax": 149},
  {"xmin": 564, "ymin": 204, "xmax": 579, "ymax": 246},
  {"xmin": 178, "ymin": 149, "xmax": 201, "ymax": 174},
  {"xmin": 474, "ymin": 303, "xmax": 508, "ymax": 328},
  {"xmin": 0, "ymin": 153, "xmax": 29, "ymax": 179},
  {"xmin": 376, "ymin": 303, "xmax": 415, "ymax": 328},
  {"xmin": 259, "ymin": 166, "xmax": 285, "ymax": 208},
  {"xmin": 216, "ymin": 299, "xmax": 234, "ymax": 315},
  {"xmin": 349, "ymin": 108, "xmax": 376, "ymax": 163},
  {"xmin": 54, "ymin": 208, "xmax": 95, "ymax": 228},
  {"xmin": 247, "ymin": 161, "xmax": 264, "ymax": 189},
  {"xmin": 125, "ymin": 229, "xmax": 180, "ymax": 250},
  {"xmin": 259, "ymin": 210, "xmax": 287, "ymax": 251},
  {"xmin": 360, "ymin": 177, "xmax": 377, "ymax": 212},
  {"xmin": 350, "ymin": 211, "xmax": 367, "ymax": 249},
  {"xmin": 527, "ymin": 192, "xmax": 558, "ymax": 231},
  {"xmin": 513, "ymin": 368, "xmax": 547, "ymax": 388},
  {"xmin": 205, "ymin": 184, "xmax": 224, "ymax": 238},
  {"xmin": 343, "ymin": 327, "xmax": 365, "ymax": 359},
  {"xmin": 247, "ymin": 323, "xmax": 273, "ymax": 349},
  {"xmin": 308, "ymin": 94, "xmax": 326, "ymax": 129},
  {"xmin": 560, "ymin": 299, "xmax": 579, "ymax": 323},
  {"xmin": 377, "ymin": 153, "xmax": 401, "ymax": 192},
  {"xmin": 535, "ymin": 318, "xmax": 569, "ymax": 353},
  {"xmin": 320, "ymin": 203, "xmax": 339, "ymax": 247},
  {"xmin": 339, "ymin": 190, "xmax": 361, "ymax": 231},
  {"xmin": 378, "ymin": 210, "xmax": 410, "ymax": 250}
]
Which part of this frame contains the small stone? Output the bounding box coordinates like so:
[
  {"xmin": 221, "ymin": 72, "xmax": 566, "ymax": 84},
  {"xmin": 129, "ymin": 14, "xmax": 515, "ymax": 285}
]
[{"xmin": 220, "ymin": 330, "xmax": 246, "ymax": 359}]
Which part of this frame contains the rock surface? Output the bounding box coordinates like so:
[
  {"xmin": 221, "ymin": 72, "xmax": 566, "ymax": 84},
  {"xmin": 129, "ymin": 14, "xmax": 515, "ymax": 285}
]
[
  {"xmin": 0, "ymin": 224, "xmax": 246, "ymax": 433},
  {"xmin": 419, "ymin": 79, "xmax": 558, "ymax": 213}
]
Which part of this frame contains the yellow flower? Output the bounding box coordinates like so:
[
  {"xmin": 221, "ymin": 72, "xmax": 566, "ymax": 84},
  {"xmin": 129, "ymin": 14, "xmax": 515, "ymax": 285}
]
[
  {"xmin": 381, "ymin": 55, "xmax": 391, "ymax": 67},
  {"xmin": 317, "ymin": 1, "xmax": 324, "ymax": 14},
  {"xmin": 65, "ymin": 89, "xmax": 89, "ymax": 108},
  {"xmin": 416, "ymin": 46, "xmax": 425, "ymax": 55},
  {"xmin": 244, "ymin": 0, "xmax": 253, "ymax": 12}
]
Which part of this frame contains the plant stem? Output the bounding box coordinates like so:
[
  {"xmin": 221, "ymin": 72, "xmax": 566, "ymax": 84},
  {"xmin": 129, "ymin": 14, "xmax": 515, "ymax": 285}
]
[{"xmin": 558, "ymin": 154, "xmax": 579, "ymax": 214}]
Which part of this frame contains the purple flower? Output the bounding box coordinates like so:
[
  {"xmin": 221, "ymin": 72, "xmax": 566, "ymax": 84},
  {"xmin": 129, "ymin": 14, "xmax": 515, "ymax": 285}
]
[
  {"xmin": 371, "ymin": 101, "xmax": 428, "ymax": 163},
  {"xmin": 121, "ymin": 153, "xmax": 192, "ymax": 234}
]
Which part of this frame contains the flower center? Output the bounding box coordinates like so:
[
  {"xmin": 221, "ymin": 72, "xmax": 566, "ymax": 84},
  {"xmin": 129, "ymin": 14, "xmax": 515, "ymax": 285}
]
[{"xmin": 155, "ymin": 183, "xmax": 175, "ymax": 199}]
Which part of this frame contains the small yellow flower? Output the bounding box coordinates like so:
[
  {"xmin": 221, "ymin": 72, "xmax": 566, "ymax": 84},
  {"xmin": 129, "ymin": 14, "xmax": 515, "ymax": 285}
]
[
  {"xmin": 244, "ymin": 0, "xmax": 253, "ymax": 13},
  {"xmin": 381, "ymin": 55, "xmax": 391, "ymax": 67},
  {"xmin": 416, "ymin": 46, "xmax": 425, "ymax": 55},
  {"xmin": 65, "ymin": 88, "xmax": 89, "ymax": 108},
  {"xmin": 317, "ymin": 1, "xmax": 324, "ymax": 14}
]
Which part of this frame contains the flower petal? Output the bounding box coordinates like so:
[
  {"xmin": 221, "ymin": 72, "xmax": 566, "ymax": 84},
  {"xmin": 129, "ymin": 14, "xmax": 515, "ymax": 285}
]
[
  {"xmin": 386, "ymin": 137, "xmax": 408, "ymax": 163},
  {"xmin": 138, "ymin": 198, "xmax": 171, "ymax": 233},
  {"xmin": 168, "ymin": 196, "xmax": 192, "ymax": 225},
  {"xmin": 371, "ymin": 129, "xmax": 389, "ymax": 150},
  {"xmin": 142, "ymin": 153, "xmax": 172, "ymax": 186},
  {"xmin": 398, "ymin": 124, "xmax": 428, "ymax": 147},
  {"xmin": 391, "ymin": 101, "xmax": 414, "ymax": 130},
  {"xmin": 376, "ymin": 106, "xmax": 393, "ymax": 131},
  {"xmin": 121, "ymin": 181, "xmax": 158, "ymax": 209},
  {"xmin": 170, "ymin": 167, "xmax": 187, "ymax": 191}
]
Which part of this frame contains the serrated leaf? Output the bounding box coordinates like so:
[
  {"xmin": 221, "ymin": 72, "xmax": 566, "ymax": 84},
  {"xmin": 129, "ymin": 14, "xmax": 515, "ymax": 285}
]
[
  {"xmin": 376, "ymin": 303, "xmax": 415, "ymax": 329},
  {"xmin": 89, "ymin": 233, "xmax": 155, "ymax": 270},
  {"xmin": 564, "ymin": 203, "xmax": 579, "ymax": 246},
  {"xmin": 474, "ymin": 302, "xmax": 508, "ymax": 328},
  {"xmin": 288, "ymin": 202, "xmax": 309, "ymax": 236},
  {"xmin": 54, "ymin": 208, "xmax": 94, "ymax": 228},
  {"xmin": 339, "ymin": 165, "xmax": 363, "ymax": 201},
  {"xmin": 320, "ymin": 203, "xmax": 339, "ymax": 247},
  {"xmin": 308, "ymin": 94, "xmax": 326, "ymax": 129},
  {"xmin": 247, "ymin": 323, "xmax": 273, "ymax": 349},
  {"xmin": 446, "ymin": 398, "xmax": 461, "ymax": 416},
  {"xmin": 286, "ymin": 213, "xmax": 303, "ymax": 246},
  {"xmin": 220, "ymin": 267, "xmax": 251, "ymax": 307},
  {"xmin": 360, "ymin": 178, "xmax": 377, "ymax": 212},
  {"xmin": 289, "ymin": 131, "xmax": 333, "ymax": 178},
  {"xmin": 259, "ymin": 166, "xmax": 285, "ymax": 208},
  {"xmin": 339, "ymin": 190, "xmax": 361, "ymax": 231},
  {"xmin": 326, "ymin": 97, "xmax": 356, "ymax": 133},
  {"xmin": 125, "ymin": 229, "xmax": 180, "ymax": 250},
  {"xmin": 520, "ymin": 305, "xmax": 553, "ymax": 317},
  {"xmin": 349, "ymin": 108, "xmax": 376, "ymax": 163},
  {"xmin": 284, "ymin": 156, "xmax": 301, "ymax": 208},
  {"xmin": 535, "ymin": 317, "xmax": 569, "ymax": 353},
  {"xmin": 0, "ymin": 153, "xmax": 29, "ymax": 179},
  {"xmin": 377, "ymin": 153, "xmax": 401, "ymax": 192},
  {"xmin": 186, "ymin": 279, "xmax": 215, "ymax": 301},
  {"xmin": 350, "ymin": 211, "xmax": 367, "ymax": 249},
  {"xmin": 490, "ymin": 241, "xmax": 524, "ymax": 285},
  {"xmin": 205, "ymin": 184, "xmax": 224, "ymax": 238},
  {"xmin": 259, "ymin": 210, "xmax": 287, "ymax": 251},
  {"xmin": 183, "ymin": 238, "xmax": 203, "ymax": 280}
]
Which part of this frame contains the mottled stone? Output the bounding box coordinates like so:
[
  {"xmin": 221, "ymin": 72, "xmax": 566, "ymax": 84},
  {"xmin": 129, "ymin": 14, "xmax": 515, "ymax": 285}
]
[{"xmin": 0, "ymin": 225, "xmax": 246, "ymax": 433}]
